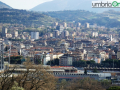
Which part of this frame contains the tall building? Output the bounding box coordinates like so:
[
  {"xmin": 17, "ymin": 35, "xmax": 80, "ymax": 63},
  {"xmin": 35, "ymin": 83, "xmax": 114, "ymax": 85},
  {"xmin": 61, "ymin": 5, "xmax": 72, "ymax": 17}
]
[
  {"xmin": 85, "ymin": 23, "xmax": 89, "ymax": 28},
  {"xmin": 77, "ymin": 22, "xmax": 81, "ymax": 27},
  {"xmin": 61, "ymin": 30, "xmax": 69, "ymax": 38},
  {"xmin": 94, "ymin": 23, "xmax": 97, "ymax": 28},
  {"xmin": 2, "ymin": 27, "xmax": 7, "ymax": 37},
  {"xmin": 54, "ymin": 30, "xmax": 59, "ymax": 38},
  {"xmin": 63, "ymin": 22, "xmax": 67, "ymax": 28},
  {"xmin": 65, "ymin": 30, "xmax": 69, "ymax": 37},
  {"xmin": 13, "ymin": 30, "xmax": 18, "ymax": 37},
  {"xmin": 31, "ymin": 32, "xmax": 39, "ymax": 40},
  {"xmin": 119, "ymin": 32, "xmax": 120, "ymax": 37},
  {"xmin": 47, "ymin": 33, "xmax": 53, "ymax": 38},
  {"xmin": 56, "ymin": 25, "xmax": 64, "ymax": 34},
  {"xmin": 54, "ymin": 22, "xmax": 58, "ymax": 26},
  {"xmin": 117, "ymin": 40, "xmax": 120, "ymax": 59},
  {"xmin": 110, "ymin": 35, "xmax": 112, "ymax": 41},
  {"xmin": 34, "ymin": 53, "xmax": 50, "ymax": 65},
  {"xmin": 92, "ymin": 32, "xmax": 98, "ymax": 37}
]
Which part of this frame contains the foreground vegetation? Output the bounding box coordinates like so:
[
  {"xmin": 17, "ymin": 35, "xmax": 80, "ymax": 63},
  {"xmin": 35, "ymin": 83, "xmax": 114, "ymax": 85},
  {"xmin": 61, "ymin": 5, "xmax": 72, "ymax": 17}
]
[{"xmin": 0, "ymin": 60, "xmax": 120, "ymax": 90}]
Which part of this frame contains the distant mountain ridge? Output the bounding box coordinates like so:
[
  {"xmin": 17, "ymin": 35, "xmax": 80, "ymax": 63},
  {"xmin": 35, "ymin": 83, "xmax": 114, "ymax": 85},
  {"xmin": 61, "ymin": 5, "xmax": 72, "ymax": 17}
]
[
  {"xmin": 31, "ymin": 0, "xmax": 120, "ymax": 13},
  {"xmin": 43, "ymin": 10, "xmax": 120, "ymax": 28},
  {"xmin": 0, "ymin": 1, "xmax": 12, "ymax": 9}
]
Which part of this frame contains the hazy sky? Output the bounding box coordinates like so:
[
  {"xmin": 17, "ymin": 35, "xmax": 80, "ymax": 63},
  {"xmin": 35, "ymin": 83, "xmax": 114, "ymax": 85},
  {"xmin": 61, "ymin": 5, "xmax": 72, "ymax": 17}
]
[
  {"xmin": 0, "ymin": 0, "xmax": 119, "ymax": 10},
  {"xmin": 0, "ymin": 0, "xmax": 52, "ymax": 10}
]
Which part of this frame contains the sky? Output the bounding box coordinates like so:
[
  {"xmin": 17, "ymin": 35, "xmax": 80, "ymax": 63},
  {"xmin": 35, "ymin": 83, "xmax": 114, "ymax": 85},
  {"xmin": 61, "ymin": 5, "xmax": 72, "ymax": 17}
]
[
  {"xmin": 0, "ymin": 0, "xmax": 119, "ymax": 10},
  {"xmin": 0, "ymin": 0, "xmax": 52, "ymax": 10}
]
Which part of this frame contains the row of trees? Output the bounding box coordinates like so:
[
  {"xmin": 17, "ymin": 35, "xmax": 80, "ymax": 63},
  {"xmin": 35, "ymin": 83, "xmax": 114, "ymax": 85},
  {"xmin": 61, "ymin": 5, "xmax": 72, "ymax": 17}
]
[
  {"xmin": 73, "ymin": 59, "xmax": 120, "ymax": 68},
  {"xmin": 73, "ymin": 60, "xmax": 96, "ymax": 67},
  {"xmin": 47, "ymin": 58, "xmax": 59, "ymax": 66},
  {"xmin": 101, "ymin": 59, "xmax": 120, "ymax": 68},
  {"xmin": 4, "ymin": 56, "xmax": 23, "ymax": 64},
  {"xmin": 4, "ymin": 56, "xmax": 120, "ymax": 68}
]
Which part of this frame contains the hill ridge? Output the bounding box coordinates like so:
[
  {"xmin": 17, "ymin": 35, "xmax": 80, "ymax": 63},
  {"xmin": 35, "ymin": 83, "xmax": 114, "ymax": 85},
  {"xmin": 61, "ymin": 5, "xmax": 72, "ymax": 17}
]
[
  {"xmin": 31, "ymin": 0, "xmax": 120, "ymax": 13},
  {"xmin": 0, "ymin": 1, "xmax": 12, "ymax": 9}
]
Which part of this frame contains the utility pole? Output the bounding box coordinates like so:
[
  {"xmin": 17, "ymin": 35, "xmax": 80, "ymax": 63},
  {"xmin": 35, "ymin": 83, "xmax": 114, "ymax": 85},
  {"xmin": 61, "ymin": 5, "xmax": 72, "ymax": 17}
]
[
  {"xmin": 113, "ymin": 59, "xmax": 114, "ymax": 72},
  {"xmin": 9, "ymin": 42, "xmax": 11, "ymax": 67},
  {"xmin": 2, "ymin": 38, "xmax": 4, "ymax": 70},
  {"xmin": 0, "ymin": 43, "xmax": 2, "ymax": 70}
]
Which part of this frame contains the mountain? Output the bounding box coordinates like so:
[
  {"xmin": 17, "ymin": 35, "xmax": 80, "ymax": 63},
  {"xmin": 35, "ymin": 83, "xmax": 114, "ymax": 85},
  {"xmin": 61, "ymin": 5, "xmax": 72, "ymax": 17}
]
[
  {"xmin": 0, "ymin": 8, "xmax": 58, "ymax": 27},
  {"xmin": 0, "ymin": 1, "xmax": 12, "ymax": 9},
  {"xmin": 43, "ymin": 10, "xmax": 120, "ymax": 28},
  {"xmin": 31, "ymin": 0, "xmax": 120, "ymax": 13}
]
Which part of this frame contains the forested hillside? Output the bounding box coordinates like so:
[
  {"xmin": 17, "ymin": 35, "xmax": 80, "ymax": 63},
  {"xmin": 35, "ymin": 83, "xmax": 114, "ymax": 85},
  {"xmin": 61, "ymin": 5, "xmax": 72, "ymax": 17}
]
[
  {"xmin": 44, "ymin": 10, "xmax": 120, "ymax": 28},
  {"xmin": 0, "ymin": 8, "xmax": 58, "ymax": 27}
]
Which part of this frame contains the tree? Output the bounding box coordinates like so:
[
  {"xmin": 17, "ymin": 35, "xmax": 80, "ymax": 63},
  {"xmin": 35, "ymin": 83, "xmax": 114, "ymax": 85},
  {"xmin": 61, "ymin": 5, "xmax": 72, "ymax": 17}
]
[
  {"xmin": 65, "ymin": 77, "xmax": 106, "ymax": 90},
  {"xmin": 93, "ymin": 68, "xmax": 98, "ymax": 73},
  {"xmin": 47, "ymin": 58, "xmax": 59, "ymax": 66},
  {"xmin": 4, "ymin": 56, "xmax": 23, "ymax": 64},
  {"xmin": 58, "ymin": 79, "xmax": 67, "ymax": 90},
  {"xmin": 4, "ymin": 46, "xmax": 8, "ymax": 51},
  {"xmin": 36, "ymin": 59, "xmax": 42, "ymax": 64},
  {"xmin": 10, "ymin": 81, "xmax": 24, "ymax": 90},
  {"xmin": 107, "ymin": 86, "xmax": 120, "ymax": 90},
  {"xmin": 101, "ymin": 79, "xmax": 111, "ymax": 89},
  {"xmin": 0, "ymin": 60, "xmax": 57, "ymax": 90},
  {"xmin": 73, "ymin": 60, "xmax": 87, "ymax": 67},
  {"xmin": 84, "ymin": 69, "xmax": 87, "ymax": 74}
]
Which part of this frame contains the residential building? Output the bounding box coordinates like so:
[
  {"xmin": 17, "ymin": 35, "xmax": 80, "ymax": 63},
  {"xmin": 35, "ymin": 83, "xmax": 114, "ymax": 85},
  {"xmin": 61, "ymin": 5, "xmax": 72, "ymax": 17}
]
[
  {"xmin": 117, "ymin": 40, "xmax": 120, "ymax": 59},
  {"xmin": 31, "ymin": 32, "xmax": 39, "ymax": 40},
  {"xmin": 54, "ymin": 30, "xmax": 59, "ymax": 38},
  {"xmin": 63, "ymin": 22, "xmax": 67, "ymax": 28},
  {"xmin": 77, "ymin": 22, "xmax": 81, "ymax": 27},
  {"xmin": 34, "ymin": 53, "xmax": 51, "ymax": 65},
  {"xmin": 92, "ymin": 32, "xmax": 98, "ymax": 37},
  {"xmin": 47, "ymin": 33, "xmax": 53, "ymax": 38},
  {"xmin": 85, "ymin": 23, "xmax": 89, "ymax": 28},
  {"xmin": 2, "ymin": 27, "xmax": 7, "ymax": 37},
  {"xmin": 59, "ymin": 54, "xmax": 73, "ymax": 66},
  {"xmin": 53, "ymin": 22, "xmax": 58, "ymax": 26},
  {"xmin": 56, "ymin": 25, "xmax": 64, "ymax": 34},
  {"xmin": 61, "ymin": 30, "xmax": 69, "ymax": 38},
  {"xmin": 13, "ymin": 30, "xmax": 18, "ymax": 37},
  {"xmin": 73, "ymin": 41, "xmax": 83, "ymax": 49}
]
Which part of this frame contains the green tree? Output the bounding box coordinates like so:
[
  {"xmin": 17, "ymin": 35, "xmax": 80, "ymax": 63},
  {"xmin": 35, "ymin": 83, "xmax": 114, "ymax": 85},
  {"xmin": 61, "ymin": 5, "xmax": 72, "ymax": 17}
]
[
  {"xmin": 36, "ymin": 59, "xmax": 42, "ymax": 64},
  {"xmin": 66, "ymin": 77, "xmax": 106, "ymax": 90},
  {"xmin": 93, "ymin": 68, "xmax": 98, "ymax": 73},
  {"xmin": 84, "ymin": 69, "xmax": 87, "ymax": 74},
  {"xmin": 10, "ymin": 81, "xmax": 24, "ymax": 90},
  {"xmin": 47, "ymin": 58, "xmax": 59, "ymax": 66},
  {"xmin": 4, "ymin": 46, "xmax": 8, "ymax": 51},
  {"xmin": 101, "ymin": 79, "xmax": 111, "ymax": 89},
  {"xmin": 107, "ymin": 86, "xmax": 120, "ymax": 90},
  {"xmin": 4, "ymin": 56, "xmax": 23, "ymax": 64}
]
